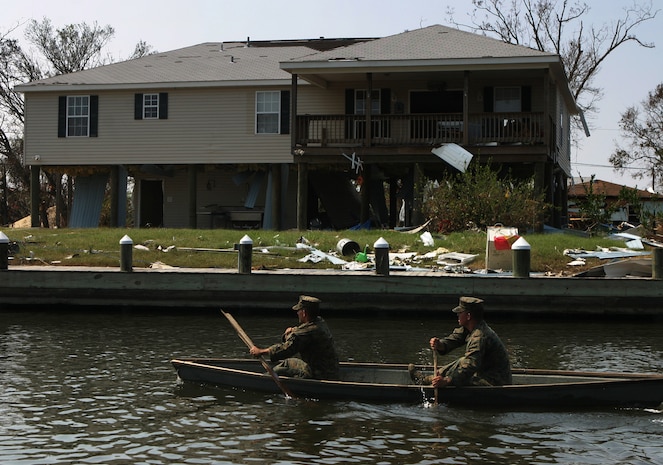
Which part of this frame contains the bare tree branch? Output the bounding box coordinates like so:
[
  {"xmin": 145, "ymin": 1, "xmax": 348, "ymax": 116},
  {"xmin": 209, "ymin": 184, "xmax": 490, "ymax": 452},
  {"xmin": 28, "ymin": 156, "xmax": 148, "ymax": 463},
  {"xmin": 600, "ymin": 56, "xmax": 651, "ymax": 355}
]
[
  {"xmin": 24, "ymin": 18, "xmax": 115, "ymax": 74},
  {"xmin": 0, "ymin": 19, "xmax": 154, "ymax": 225},
  {"xmin": 609, "ymin": 83, "xmax": 663, "ymax": 189},
  {"xmin": 448, "ymin": 0, "xmax": 658, "ymax": 120}
]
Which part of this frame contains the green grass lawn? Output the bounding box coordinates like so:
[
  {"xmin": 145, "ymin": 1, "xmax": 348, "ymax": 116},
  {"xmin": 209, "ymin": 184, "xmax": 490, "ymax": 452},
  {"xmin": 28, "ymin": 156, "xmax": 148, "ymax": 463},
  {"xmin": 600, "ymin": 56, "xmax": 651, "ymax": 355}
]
[{"xmin": 2, "ymin": 227, "xmax": 632, "ymax": 275}]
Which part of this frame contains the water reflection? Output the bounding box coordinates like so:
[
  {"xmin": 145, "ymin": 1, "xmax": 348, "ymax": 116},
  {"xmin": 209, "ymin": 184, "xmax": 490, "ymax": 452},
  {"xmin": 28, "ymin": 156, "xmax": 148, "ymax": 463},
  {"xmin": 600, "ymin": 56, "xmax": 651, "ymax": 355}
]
[{"xmin": 0, "ymin": 310, "xmax": 661, "ymax": 464}]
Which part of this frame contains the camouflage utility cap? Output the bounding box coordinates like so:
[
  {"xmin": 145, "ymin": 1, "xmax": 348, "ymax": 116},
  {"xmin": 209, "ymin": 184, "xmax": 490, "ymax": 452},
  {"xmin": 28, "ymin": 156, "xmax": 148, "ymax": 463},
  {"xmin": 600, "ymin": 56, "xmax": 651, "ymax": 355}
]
[
  {"xmin": 452, "ymin": 296, "xmax": 484, "ymax": 313},
  {"xmin": 292, "ymin": 295, "xmax": 321, "ymax": 313}
]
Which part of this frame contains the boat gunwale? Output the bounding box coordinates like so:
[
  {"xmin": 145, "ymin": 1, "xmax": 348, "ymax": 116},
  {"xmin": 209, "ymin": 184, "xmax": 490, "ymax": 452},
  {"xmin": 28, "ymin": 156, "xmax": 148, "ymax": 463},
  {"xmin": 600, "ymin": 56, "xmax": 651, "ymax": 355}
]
[
  {"xmin": 171, "ymin": 357, "xmax": 663, "ymax": 388},
  {"xmin": 172, "ymin": 358, "xmax": 425, "ymax": 390}
]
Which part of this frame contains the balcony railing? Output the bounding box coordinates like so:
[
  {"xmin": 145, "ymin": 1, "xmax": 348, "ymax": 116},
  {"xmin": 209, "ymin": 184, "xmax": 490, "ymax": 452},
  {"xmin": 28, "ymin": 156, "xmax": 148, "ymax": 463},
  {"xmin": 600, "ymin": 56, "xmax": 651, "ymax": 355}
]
[{"xmin": 295, "ymin": 112, "xmax": 545, "ymax": 147}]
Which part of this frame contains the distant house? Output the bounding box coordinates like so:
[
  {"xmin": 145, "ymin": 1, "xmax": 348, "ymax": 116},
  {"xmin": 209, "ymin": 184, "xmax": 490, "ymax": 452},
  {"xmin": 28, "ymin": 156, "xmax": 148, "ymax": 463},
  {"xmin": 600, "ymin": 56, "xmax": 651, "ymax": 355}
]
[
  {"xmin": 567, "ymin": 178, "xmax": 663, "ymax": 226},
  {"xmin": 16, "ymin": 25, "xmax": 580, "ymax": 229}
]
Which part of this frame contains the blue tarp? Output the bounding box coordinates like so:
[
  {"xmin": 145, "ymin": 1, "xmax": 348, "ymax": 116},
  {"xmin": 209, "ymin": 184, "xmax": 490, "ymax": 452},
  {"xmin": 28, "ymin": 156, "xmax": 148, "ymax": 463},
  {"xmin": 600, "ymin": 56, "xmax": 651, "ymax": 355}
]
[{"xmin": 69, "ymin": 173, "xmax": 109, "ymax": 228}]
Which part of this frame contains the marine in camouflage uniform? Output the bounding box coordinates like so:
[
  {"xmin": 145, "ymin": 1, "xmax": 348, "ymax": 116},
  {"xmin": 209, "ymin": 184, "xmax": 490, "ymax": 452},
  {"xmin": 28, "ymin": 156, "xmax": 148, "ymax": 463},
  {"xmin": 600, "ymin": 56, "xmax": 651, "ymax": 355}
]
[
  {"xmin": 411, "ymin": 296, "xmax": 512, "ymax": 387},
  {"xmin": 435, "ymin": 318, "xmax": 512, "ymax": 386},
  {"xmin": 251, "ymin": 295, "xmax": 340, "ymax": 380}
]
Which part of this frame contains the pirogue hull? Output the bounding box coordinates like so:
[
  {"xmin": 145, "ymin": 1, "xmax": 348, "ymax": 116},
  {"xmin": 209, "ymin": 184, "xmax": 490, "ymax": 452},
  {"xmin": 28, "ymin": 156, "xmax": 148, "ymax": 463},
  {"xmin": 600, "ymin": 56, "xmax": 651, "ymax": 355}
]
[{"xmin": 171, "ymin": 358, "xmax": 663, "ymax": 409}]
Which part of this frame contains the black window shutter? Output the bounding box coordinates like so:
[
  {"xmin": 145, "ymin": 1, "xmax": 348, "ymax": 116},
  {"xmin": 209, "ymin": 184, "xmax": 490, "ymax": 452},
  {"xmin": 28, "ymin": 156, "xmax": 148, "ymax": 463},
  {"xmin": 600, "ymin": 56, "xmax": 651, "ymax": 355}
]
[
  {"xmin": 134, "ymin": 94, "xmax": 143, "ymax": 119},
  {"xmin": 483, "ymin": 87, "xmax": 494, "ymax": 112},
  {"xmin": 345, "ymin": 89, "xmax": 354, "ymax": 137},
  {"xmin": 58, "ymin": 96, "xmax": 67, "ymax": 137},
  {"xmin": 345, "ymin": 89, "xmax": 355, "ymax": 114},
  {"xmin": 522, "ymin": 86, "xmax": 532, "ymax": 112},
  {"xmin": 89, "ymin": 95, "xmax": 98, "ymax": 137},
  {"xmin": 159, "ymin": 93, "xmax": 168, "ymax": 119},
  {"xmin": 280, "ymin": 90, "xmax": 290, "ymax": 134},
  {"xmin": 380, "ymin": 89, "xmax": 391, "ymax": 114}
]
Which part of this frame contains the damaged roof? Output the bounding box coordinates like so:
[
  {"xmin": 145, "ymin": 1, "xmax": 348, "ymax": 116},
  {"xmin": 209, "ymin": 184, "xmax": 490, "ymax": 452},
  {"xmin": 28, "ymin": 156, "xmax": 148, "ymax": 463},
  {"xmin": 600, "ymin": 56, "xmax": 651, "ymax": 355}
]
[
  {"xmin": 16, "ymin": 24, "xmax": 568, "ymax": 96},
  {"xmin": 282, "ymin": 24, "xmax": 554, "ymax": 64},
  {"xmin": 15, "ymin": 42, "xmax": 322, "ymax": 91}
]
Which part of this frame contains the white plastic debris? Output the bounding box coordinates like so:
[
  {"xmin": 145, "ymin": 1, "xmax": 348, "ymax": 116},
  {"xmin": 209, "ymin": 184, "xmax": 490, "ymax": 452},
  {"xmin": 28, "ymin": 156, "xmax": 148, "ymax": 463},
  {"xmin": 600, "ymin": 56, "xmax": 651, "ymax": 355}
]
[{"xmin": 420, "ymin": 231, "xmax": 434, "ymax": 247}]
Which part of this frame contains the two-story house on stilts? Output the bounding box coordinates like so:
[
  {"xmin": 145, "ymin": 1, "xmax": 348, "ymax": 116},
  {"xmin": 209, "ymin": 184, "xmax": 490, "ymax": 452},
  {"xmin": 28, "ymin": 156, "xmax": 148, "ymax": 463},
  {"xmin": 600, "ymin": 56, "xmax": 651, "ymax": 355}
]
[{"xmin": 17, "ymin": 25, "xmax": 579, "ymax": 230}]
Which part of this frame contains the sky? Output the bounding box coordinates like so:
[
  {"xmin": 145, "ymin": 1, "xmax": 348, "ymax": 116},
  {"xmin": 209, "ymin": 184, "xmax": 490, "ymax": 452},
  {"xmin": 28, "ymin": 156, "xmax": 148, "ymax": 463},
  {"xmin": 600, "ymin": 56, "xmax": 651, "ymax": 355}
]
[{"xmin": 3, "ymin": 0, "xmax": 662, "ymax": 190}]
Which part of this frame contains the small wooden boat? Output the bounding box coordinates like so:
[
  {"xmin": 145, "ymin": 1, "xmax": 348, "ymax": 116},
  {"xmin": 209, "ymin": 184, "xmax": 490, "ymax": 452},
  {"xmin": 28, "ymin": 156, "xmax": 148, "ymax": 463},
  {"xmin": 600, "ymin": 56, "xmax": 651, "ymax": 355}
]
[{"xmin": 171, "ymin": 358, "xmax": 663, "ymax": 409}]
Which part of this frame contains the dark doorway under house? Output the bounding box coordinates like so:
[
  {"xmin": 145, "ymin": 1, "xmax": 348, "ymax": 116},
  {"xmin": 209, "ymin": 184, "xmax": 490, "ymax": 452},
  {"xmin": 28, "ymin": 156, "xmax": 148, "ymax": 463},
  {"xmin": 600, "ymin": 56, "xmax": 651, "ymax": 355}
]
[{"xmin": 140, "ymin": 179, "xmax": 163, "ymax": 228}]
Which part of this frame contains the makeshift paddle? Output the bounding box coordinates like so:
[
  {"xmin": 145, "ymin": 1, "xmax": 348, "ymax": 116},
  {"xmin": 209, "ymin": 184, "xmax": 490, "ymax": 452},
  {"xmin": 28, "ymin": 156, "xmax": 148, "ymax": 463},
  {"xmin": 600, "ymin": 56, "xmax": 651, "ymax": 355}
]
[
  {"xmin": 433, "ymin": 349, "xmax": 439, "ymax": 406},
  {"xmin": 221, "ymin": 309, "xmax": 296, "ymax": 399}
]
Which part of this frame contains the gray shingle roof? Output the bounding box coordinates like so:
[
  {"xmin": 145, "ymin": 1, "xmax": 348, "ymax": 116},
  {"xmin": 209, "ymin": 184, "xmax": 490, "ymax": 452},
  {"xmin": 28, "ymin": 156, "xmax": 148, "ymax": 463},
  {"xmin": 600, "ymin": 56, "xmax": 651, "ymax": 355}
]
[
  {"xmin": 16, "ymin": 24, "xmax": 560, "ymax": 91},
  {"xmin": 17, "ymin": 42, "xmax": 315, "ymax": 90},
  {"xmin": 283, "ymin": 24, "xmax": 554, "ymax": 64}
]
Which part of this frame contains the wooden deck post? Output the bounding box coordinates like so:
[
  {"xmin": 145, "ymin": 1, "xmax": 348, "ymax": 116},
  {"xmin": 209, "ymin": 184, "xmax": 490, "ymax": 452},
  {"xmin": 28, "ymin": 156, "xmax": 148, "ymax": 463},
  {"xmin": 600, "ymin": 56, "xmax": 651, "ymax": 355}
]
[
  {"xmin": 297, "ymin": 162, "xmax": 308, "ymax": 230},
  {"xmin": 270, "ymin": 164, "xmax": 282, "ymax": 230},
  {"xmin": 360, "ymin": 164, "xmax": 371, "ymax": 225},
  {"xmin": 109, "ymin": 166, "xmax": 118, "ymax": 227},
  {"xmin": 188, "ymin": 165, "xmax": 197, "ymax": 229},
  {"xmin": 30, "ymin": 165, "xmax": 40, "ymax": 228}
]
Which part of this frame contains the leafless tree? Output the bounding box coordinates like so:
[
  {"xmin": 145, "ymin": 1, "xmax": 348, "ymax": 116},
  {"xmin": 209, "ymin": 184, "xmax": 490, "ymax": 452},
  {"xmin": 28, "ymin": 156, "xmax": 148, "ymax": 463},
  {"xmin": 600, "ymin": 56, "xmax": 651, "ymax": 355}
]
[
  {"xmin": 448, "ymin": 0, "xmax": 658, "ymax": 126},
  {"xmin": 609, "ymin": 83, "xmax": 663, "ymax": 190},
  {"xmin": 0, "ymin": 18, "xmax": 154, "ymax": 225}
]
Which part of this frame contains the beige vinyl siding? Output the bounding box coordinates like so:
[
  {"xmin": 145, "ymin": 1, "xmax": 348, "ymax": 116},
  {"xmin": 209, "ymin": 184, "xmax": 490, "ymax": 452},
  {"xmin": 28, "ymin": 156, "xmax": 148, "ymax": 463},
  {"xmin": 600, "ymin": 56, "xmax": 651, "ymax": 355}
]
[
  {"xmin": 23, "ymin": 87, "xmax": 293, "ymax": 166},
  {"xmin": 296, "ymin": 85, "xmax": 347, "ymax": 114}
]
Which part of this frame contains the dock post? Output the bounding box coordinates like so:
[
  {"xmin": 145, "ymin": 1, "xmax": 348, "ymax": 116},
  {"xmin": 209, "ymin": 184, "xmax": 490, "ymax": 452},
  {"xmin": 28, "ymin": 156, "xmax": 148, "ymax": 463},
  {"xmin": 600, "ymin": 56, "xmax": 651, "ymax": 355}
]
[
  {"xmin": 374, "ymin": 237, "xmax": 390, "ymax": 276},
  {"xmin": 512, "ymin": 236, "xmax": 531, "ymax": 278},
  {"xmin": 653, "ymin": 247, "xmax": 663, "ymax": 280},
  {"xmin": 236, "ymin": 234, "xmax": 253, "ymax": 274},
  {"xmin": 119, "ymin": 235, "xmax": 133, "ymax": 272},
  {"xmin": 0, "ymin": 231, "xmax": 8, "ymax": 271}
]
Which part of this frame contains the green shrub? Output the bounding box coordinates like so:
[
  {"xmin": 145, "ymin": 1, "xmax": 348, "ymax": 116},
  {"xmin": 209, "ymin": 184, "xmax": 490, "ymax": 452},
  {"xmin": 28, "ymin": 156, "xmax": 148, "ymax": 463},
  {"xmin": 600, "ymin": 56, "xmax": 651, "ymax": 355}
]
[{"xmin": 421, "ymin": 163, "xmax": 549, "ymax": 233}]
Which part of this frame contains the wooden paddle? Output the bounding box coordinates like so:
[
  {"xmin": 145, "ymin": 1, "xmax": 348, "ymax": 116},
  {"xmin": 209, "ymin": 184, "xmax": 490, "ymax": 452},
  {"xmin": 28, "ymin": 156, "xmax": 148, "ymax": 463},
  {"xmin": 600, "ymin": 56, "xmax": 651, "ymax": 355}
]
[
  {"xmin": 433, "ymin": 349, "xmax": 439, "ymax": 405},
  {"xmin": 221, "ymin": 309, "xmax": 297, "ymax": 399}
]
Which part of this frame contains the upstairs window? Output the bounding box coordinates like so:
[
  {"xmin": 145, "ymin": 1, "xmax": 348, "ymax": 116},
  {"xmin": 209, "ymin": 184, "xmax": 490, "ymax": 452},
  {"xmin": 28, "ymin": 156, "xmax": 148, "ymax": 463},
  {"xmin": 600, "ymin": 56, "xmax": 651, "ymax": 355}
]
[
  {"xmin": 134, "ymin": 93, "xmax": 168, "ymax": 119},
  {"xmin": 354, "ymin": 89, "xmax": 381, "ymax": 115},
  {"xmin": 143, "ymin": 94, "xmax": 159, "ymax": 118},
  {"xmin": 256, "ymin": 91, "xmax": 280, "ymax": 133},
  {"xmin": 58, "ymin": 95, "xmax": 98, "ymax": 138},
  {"xmin": 494, "ymin": 87, "xmax": 521, "ymax": 112},
  {"xmin": 67, "ymin": 96, "xmax": 90, "ymax": 137}
]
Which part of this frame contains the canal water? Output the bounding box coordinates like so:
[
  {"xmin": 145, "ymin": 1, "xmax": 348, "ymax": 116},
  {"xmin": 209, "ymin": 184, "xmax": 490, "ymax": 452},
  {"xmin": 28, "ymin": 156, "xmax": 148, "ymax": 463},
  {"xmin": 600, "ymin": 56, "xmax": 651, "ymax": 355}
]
[{"xmin": 0, "ymin": 308, "xmax": 661, "ymax": 464}]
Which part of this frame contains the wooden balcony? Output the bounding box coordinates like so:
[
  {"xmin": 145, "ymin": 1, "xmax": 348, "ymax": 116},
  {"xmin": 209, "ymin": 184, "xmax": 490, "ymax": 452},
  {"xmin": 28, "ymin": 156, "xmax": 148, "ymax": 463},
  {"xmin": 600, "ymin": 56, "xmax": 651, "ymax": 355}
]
[{"xmin": 295, "ymin": 112, "xmax": 547, "ymax": 149}]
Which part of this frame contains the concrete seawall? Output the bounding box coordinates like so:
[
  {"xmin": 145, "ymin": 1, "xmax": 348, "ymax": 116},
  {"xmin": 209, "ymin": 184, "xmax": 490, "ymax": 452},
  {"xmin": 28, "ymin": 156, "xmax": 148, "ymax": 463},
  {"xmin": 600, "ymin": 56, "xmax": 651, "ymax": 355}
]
[{"xmin": 1, "ymin": 265, "xmax": 662, "ymax": 316}]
